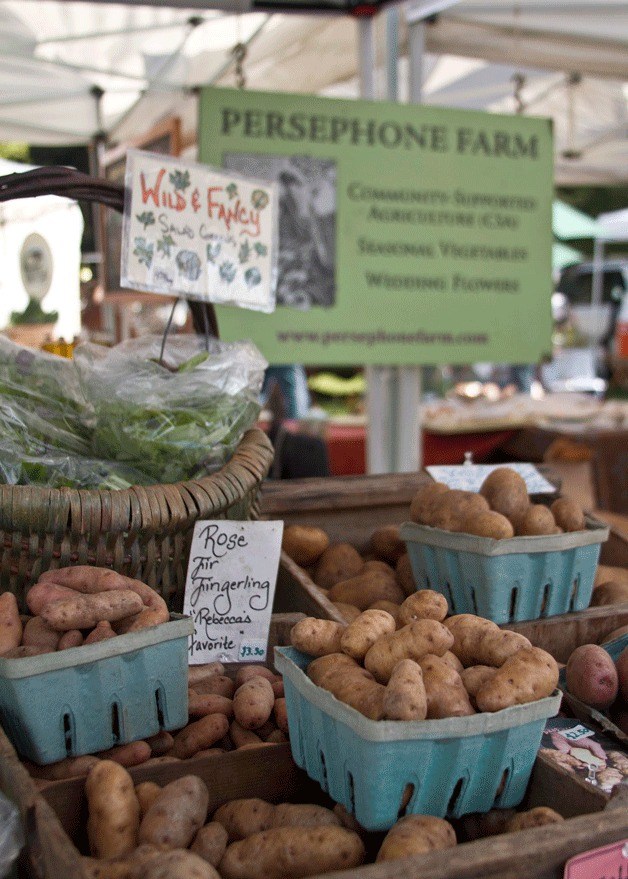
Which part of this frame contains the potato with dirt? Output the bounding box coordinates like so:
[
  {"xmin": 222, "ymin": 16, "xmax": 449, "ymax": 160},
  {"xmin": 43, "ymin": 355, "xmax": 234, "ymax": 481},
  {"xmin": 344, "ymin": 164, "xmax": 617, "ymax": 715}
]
[
  {"xmin": 398, "ymin": 590, "xmax": 448, "ymax": 626},
  {"xmin": 290, "ymin": 618, "xmax": 346, "ymax": 657},
  {"xmin": 340, "ymin": 609, "xmax": 396, "ymax": 661},
  {"xmin": 86, "ymin": 761, "xmax": 140, "ymax": 859},
  {"xmin": 219, "ymin": 825, "xmax": 365, "ymax": 879},
  {"xmin": 476, "ymin": 647, "xmax": 559, "ymax": 712},
  {"xmin": 382, "ymin": 659, "xmax": 427, "ymax": 720},
  {"xmin": 479, "ymin": 467, "xmax": 530, "ymax": 523},
  {"xmin": 376, "ymin": 814, "xmax": 456, "ymax": 862},
  {"xmin": 0, "ymin": 592, "xmax": 22, "ymax": 655},
  {"xmin": 329, "ymin": 570, "xmax": 405, "ymax": 610},
  {"xmin": 282, "ymin": 526, "xmax": 329, "ymax": 567},
  {"xmin": 139, "ymin": 775, "xmax": 209, "ymax": 849},
  {"xmin": 313, "ymin": 544, "xmax": 363, "ymax": 589},
  {"xmin": 364, "ymin": 619, "xmax": 454, "ymax": 683}
]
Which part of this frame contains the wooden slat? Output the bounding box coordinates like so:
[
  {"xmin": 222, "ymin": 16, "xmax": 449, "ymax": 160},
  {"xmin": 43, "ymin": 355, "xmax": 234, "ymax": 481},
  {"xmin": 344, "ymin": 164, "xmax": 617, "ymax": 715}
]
[
  {"xmin": 261, "ymin": 472, "xmax": 430, "ymax": 517},
  {"xmin": 274, "ymin": 553, "xmax": 345, "ymax": 623},
  {"xmin": 505, "ymin": 603, "xmax": 628, "ymax": 663}
]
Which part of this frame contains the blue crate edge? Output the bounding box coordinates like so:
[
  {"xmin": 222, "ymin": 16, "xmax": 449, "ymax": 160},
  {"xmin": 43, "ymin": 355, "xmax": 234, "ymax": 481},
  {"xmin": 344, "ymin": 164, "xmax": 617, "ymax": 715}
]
[{"xmin": 274, "ymin": 646, "xmax": 562, "ymax": 742}]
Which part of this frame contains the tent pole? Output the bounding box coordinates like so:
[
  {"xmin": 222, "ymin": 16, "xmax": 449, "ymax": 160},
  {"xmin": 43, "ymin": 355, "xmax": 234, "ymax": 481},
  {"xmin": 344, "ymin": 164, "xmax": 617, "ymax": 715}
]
[
  {"xmin": 392, "ymin": 14, "xmax": 426, "ymax": 474},
  {"xmin": 360, "ymin": 15, "xmax": 393, "ymax": 475}
]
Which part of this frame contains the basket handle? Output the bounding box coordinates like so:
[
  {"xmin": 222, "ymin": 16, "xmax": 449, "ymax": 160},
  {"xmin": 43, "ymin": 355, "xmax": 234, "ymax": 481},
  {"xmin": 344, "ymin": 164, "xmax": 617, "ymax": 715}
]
[{"xmin": 0, "ymin": 166, "xmax": 219, "ymax": 338}]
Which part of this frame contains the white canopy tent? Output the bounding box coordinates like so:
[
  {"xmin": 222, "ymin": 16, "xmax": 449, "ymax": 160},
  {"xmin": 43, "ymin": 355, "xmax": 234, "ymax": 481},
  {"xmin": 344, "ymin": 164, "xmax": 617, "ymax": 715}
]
[{"xmin": 0, "ymin": 1, "xmax": 625, "ymax": 184}]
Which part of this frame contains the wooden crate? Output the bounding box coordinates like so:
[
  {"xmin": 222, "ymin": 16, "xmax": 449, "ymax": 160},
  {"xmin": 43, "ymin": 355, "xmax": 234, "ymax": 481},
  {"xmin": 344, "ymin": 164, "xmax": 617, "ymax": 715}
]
[
  {"xmin": 264, "ymin": 472, "xmax": 432, "ymax": 624},
  {"xmin": 4, "ymin": 724, "xmax": 627, "ymax": 879}
]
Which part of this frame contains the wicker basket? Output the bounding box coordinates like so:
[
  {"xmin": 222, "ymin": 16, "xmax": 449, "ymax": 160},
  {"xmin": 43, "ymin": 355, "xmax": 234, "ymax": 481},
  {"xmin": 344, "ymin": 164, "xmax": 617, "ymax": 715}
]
[{"xmin": 0, "ymin": 166, "xmax": 274, "ymax": 611}]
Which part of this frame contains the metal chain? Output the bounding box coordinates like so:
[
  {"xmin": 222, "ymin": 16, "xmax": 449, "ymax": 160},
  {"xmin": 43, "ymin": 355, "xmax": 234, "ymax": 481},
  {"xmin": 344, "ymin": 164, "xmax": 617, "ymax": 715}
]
[{"xmin": 232, "ymin": 42, "xmax": 247, "ymax": 89}]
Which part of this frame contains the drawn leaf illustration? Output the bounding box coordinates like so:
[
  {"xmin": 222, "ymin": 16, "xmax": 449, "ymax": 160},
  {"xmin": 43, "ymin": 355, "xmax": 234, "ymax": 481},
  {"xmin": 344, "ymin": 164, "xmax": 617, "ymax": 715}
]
[
  {"xmin": 253, "ymin": 242, "xmax": 268, "ymax": 257},
  {"xmin": 133, "ymin": 237, "xmax": 154, "ymax": 268},
  {"xmin": 238, "ymin": 240, "xmax": 250, "ymax": 264},
  {"xmin": 251, "ymin": 189, "xmax": 269, "ymax": 210},
  {"xmin": 226, "ymin": 182, "xmax": 238, "ymax": 199},
  {"xmin": 136, "ymin": 211, "xmax": 155, "ymax": 230},
  {"xmin": 244, "ymin": 267, "xmax": 262, "ymax": 288},
  {"xmin": 157, "ymin": 234, "xmax": 176, "ymax": 257},
  {"xmin": 219, "ymin": 261, "xmax": 236, "ymax": 284},
  {"xmin": 176, "ymin": 250, "xmax": 202, "ymax": 281},
  {"xmin": 206, "ymin": 241, "xmax": 222, "ymax": 263},
  {"xmin": 169, "ymin": 169, "xmax": 191, "ymax": 191}
]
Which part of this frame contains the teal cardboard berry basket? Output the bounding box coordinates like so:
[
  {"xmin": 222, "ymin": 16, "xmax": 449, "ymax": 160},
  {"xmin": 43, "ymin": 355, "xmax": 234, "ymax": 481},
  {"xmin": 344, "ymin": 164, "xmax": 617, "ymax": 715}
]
[
  {"xmin": 274, "ymin": 645, "xmax": 562, "ymax": 832},
  {"xmin": 400, "ymin": 515, "xmax": 609, "ymax": 625},
  {"xmin": 0, "ymin": 614, "xmax": 193, "ymax": 765}
]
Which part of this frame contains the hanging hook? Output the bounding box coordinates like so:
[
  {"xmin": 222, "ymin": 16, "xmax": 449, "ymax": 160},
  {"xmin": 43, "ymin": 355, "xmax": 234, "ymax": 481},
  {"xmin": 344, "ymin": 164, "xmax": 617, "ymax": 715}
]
[
  {"xmin": 232, "ymin": 42, "xmax": 247, "ymax": 89},
  {"xmin": 511, "ymin": 73, "xmax": 525, "ymax": 114}
]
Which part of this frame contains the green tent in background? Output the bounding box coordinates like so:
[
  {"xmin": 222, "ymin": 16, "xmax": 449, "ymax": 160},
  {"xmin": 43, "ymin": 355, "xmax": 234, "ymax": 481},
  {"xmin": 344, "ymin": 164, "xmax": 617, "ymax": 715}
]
[
  {"xmin": 552, "ymin": 242, "xmax": 584, "ymax": 272},
  {"xmin": 553, "ymin": 200, "xmax": 605, "ymax": 241}
]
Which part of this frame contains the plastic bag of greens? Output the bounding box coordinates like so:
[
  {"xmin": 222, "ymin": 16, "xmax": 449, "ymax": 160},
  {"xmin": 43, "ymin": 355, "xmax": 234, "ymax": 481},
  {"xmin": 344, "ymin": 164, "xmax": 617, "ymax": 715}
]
[
  {"xmin": 0, "ymin": 399, "xmax": 152, "ymax": 490},
  {"xmin": 74, "ymin": 335, "xmax": 267, "ymax": 484},
  {"xmin": 0, "ymin": 336, "xmax": 89, "ymax": 440}
]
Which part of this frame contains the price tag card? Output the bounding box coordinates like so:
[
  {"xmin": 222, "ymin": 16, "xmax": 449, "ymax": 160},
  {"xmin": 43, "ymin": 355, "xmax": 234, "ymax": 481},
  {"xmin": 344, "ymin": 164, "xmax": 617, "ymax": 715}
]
[
  {"xmin": 564, "ymin": 839, "xmax": 628, "ymax": 879},
  {"xmin": 121, "ymin": 149, "xmax": 277, "ymax": 311},
  {"xmin": 426, "ymin": 463, "xmax": 555, "ymax": 494},
  {"xmin": 183, "ymin": 520, "xmax": 283, "ymax": 665}
]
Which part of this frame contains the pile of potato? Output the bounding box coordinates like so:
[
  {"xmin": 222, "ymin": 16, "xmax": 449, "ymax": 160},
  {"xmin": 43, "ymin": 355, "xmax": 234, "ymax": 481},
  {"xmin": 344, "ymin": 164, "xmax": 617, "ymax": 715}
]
[
  {"xmin": 0, "ymin": 566, "xmax": 170, "ymax": 658},
  {"xmin": 26, "ymin": 663, "xmax": 289, "ymax": 783},
  {"xmin": 79, "ymin": 760, "xmax": 565, "ymax": 879},
  {"xmin": 409, "ymin": 467, "xmax": 587, "ymax": 539},
  {"xmin": 290, "ymin": 604, "xmax": 559, "ymax": 720},
  {"xmin": 564, "ymin": 637, "xmax": 628, "ymax": 735}
]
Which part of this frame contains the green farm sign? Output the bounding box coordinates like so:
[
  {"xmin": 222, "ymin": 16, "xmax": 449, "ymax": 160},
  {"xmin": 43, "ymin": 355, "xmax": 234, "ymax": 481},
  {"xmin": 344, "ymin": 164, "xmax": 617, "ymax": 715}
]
[{"xmin": 199, "ymin": 87, "xmax": 553, "ymax": 365}]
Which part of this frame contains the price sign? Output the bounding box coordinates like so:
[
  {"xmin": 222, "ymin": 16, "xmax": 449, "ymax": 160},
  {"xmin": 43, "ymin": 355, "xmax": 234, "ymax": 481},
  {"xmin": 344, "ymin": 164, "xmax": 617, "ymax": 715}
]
[
  {"xmin": 426, "ymin": 462, "xmax": 555, "ymax": 494},
  {"xmin": 121, "ymin": 149, "xmax": 277, "ymax": 311},
  {"xmin": 564, "ymin": 839, "xmax": 628, "ymax": 879},
  {"xmin": 183, "ymin": 520, "xmax": 283, "ymax": 665}
]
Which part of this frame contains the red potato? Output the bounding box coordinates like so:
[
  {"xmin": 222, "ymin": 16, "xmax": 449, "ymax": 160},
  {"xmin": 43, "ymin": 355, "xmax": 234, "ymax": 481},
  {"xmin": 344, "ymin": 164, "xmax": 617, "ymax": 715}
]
[
  {"xmin": 40, "ymin": 566, "xmax": 170, "ymax": 631},
  {"xmin": 566, "ymin": 644, "xmax": 619, "ymax": 709},
  {"xmin": 145, "ymin": 730, "xmax": 174, "ymax": 758},
  {"xmin": 192, "ymin": 675, "xmax": 236, "ymax": 699},
  {"xmin": 0, "ymin": 592, "xmax": 23, "ymax": 655},
  {"xmin": 233, "ymin": 677, "xmax": 275, "ymax": 730},
  {"xmin": 84, "ymin": 620, "xmax": 117, "ymax": 645},
  {"xmin": 171, "ymin": 713, "xmax": 230, "ymax": 759},
  {"xmin": 139, "ymin": 775, "xmax": 209, "ymax": 850},
  {"xmin": 234, "ymin": 665, "xmax": 279, "ymax": 688},
  {"xmin": 25, "ymin": 581, "xmax": 76, "ymax": 615},
  {"xmin": 58, "ymin": 630, "xmax": 84, "ymax": 650},
  {"xmin": 188, "ymin": 692, "xmax": 234, "ymax": 719},
  {"xmin": 229, "ymin": 721, "xmax": 263, "ymax": 749},
  {"xmin": 273, "ymin": 698, "xmax": 289, "ymax": 734},
  {"xmin": 188, "ymin": 662, "xmax": 226, "ymax": 686},
  {"xmin": 96, "ymin": 740, "xmax": 152, "ymax": 768},
  {"xmin": 26, "ymin": 755, "xmax": 101, "ymax": 781},
  {"xmin": 617, "ymin": 647, "xmax": 628, "ymax": 701},
  {"xmin": 41, "ymin": 590, "xmax": 143, "ymax": 631},
  {"xmin": 22, "ymin": 615, "xmax": 59, "ymax": 652}
]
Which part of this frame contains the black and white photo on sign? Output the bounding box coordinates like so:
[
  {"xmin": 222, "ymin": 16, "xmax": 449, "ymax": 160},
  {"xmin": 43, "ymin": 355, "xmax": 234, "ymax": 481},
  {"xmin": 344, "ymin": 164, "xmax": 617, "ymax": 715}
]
[{"xmin": 223, "ymin": 153, "xmax": 337, "ymax": 310}]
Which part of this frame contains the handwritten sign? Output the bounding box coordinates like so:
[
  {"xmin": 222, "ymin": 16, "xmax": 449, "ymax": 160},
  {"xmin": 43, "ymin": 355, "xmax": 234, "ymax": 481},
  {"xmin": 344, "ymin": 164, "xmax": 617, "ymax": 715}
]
[
  {"xmin": 564, "ymin": 840, "xmax": 628, "ymax": 879},
  {"xmin": 183, "ymin": 520, "xmax": 283, "ymax": 665},
  {"xmin": 426, "ymin": 463, "xmax": 556, "ymax": 494},
  {"xmin": 121, "ymin": 149, "xmax": 278, "ymax": 312}
]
